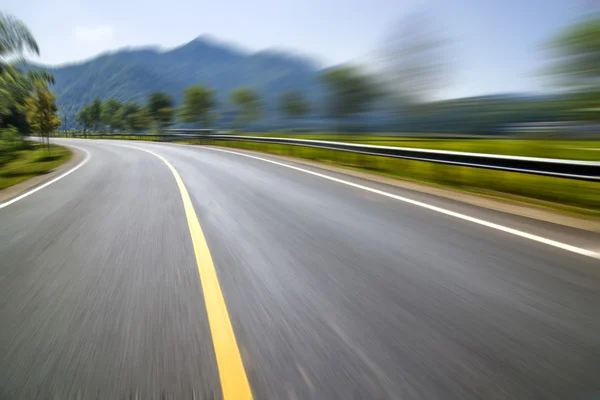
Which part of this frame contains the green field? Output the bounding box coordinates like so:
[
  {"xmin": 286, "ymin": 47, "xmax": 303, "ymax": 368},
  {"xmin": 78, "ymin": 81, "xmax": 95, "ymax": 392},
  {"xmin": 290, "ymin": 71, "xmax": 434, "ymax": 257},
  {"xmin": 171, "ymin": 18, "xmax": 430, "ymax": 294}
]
[{"xmin": 0, "ymin": 142, "xmax": 72, "ymax": 190}]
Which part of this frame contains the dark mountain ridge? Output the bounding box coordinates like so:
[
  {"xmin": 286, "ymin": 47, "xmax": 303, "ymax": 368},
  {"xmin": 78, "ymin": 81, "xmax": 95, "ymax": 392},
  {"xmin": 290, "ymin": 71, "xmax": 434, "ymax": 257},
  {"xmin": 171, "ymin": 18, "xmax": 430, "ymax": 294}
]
[
  {"xmin": 30, "ymin": 36, "xmax": 555, "ymax": 132},
  {"xmin": 34, "ymin": 36, "xmax": 325, "ymax": 129}
]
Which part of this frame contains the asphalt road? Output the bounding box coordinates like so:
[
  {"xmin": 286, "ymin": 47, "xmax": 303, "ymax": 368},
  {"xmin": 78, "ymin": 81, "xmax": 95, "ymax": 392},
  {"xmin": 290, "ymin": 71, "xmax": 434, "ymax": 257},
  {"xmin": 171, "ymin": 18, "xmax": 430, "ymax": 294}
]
[{"xmin": 1, "ymin": 138, "xmax": 599, "ymax": 399}]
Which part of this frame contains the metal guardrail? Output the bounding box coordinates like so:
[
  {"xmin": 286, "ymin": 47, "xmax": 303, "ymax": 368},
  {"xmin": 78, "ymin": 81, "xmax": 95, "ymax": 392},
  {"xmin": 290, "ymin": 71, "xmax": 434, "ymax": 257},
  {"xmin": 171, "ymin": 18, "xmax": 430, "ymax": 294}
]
[{"xmin": 61, "ymin": 133, "xmax": 600, "ymax": 181}]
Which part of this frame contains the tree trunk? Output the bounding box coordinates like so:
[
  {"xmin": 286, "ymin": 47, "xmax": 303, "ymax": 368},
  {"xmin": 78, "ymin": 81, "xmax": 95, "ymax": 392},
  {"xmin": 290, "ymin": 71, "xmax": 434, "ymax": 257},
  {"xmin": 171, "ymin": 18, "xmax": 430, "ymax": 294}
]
[{"xmin": 44, "ymin": 133, "xmax": 50, "ymax": 153}]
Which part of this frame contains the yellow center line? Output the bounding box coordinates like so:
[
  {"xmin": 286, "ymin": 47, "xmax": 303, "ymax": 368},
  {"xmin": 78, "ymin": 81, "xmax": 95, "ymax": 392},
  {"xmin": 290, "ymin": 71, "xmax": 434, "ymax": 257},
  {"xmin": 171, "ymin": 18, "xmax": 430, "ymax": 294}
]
[{"xmin": 136, "ymin": 147, "xmax": 253, "ymax": 399}]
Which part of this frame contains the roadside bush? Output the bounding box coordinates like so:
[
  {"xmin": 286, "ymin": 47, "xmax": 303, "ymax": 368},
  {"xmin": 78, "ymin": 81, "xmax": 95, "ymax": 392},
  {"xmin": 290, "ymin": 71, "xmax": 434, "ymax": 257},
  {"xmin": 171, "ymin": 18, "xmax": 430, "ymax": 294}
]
[{"xmin": 0, "ymin": 126, "xmax": 25, "ymax": 166}]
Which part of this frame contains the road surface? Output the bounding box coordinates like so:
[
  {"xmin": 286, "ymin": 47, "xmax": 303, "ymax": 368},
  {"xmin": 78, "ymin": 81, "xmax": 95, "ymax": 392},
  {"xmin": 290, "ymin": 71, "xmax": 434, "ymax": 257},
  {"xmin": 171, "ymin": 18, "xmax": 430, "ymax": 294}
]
[{"xmin": 1, "ymin": 138, "xmax": 599, "ymax": 399}]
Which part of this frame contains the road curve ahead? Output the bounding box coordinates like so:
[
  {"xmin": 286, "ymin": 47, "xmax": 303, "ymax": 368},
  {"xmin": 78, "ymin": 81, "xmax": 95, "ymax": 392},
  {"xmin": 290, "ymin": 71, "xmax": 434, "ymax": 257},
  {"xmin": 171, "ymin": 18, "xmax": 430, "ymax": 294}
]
[{"xmin": 1, "ymin": 138, "xmax": 599, "ymax": 399}]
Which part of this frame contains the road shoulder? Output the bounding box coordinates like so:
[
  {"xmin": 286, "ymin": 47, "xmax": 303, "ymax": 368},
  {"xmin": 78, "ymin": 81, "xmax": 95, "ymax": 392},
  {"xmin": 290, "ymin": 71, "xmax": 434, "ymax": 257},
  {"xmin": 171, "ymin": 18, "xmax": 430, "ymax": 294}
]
[
  {"xmin": 205, "ymin": 145, "xmax": 600, "ymax": 233},
  {"xmin": 0, "ymin": 145, "xmax": 83, "ymax": 204}
]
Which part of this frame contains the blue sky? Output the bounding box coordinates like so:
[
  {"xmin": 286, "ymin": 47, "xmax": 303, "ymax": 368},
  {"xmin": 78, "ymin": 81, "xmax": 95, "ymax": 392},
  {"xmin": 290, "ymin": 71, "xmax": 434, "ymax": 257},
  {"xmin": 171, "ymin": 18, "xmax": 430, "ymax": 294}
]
[{"xmin": 3, "ymin": 0, "xmax": 592, "ymax": 98}]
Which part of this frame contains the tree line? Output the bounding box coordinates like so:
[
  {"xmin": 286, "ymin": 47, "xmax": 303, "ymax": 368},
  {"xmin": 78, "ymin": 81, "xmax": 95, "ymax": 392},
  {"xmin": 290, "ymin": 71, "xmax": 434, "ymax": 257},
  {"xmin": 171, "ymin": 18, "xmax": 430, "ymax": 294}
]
[
  {"xmin": 4, "ymin": 8, "xmax": 600, "ymax": 141},
  {"xmin": 76, "ymin": 86, "xmax": 312, "ymax": 133},
  {"xmin": 75, "ymin": 65, "xmax": 383, "ymax": 133}
]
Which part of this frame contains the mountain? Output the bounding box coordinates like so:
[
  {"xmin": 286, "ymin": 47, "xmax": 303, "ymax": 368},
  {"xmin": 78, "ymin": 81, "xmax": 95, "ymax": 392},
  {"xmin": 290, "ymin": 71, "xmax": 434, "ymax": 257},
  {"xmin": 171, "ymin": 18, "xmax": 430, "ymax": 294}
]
[
  {"xmin": 37, "ymin": 36, "xmax": 325, "ymax": 129},
  {"xmin": 33, "ymin": 37, "xmax": 557, "ymax": 133}
]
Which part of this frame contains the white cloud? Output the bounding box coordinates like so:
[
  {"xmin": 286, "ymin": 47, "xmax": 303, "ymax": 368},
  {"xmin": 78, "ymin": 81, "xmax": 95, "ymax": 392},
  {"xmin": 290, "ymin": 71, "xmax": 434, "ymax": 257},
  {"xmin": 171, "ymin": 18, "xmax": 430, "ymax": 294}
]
[{"xmin": 74, "ymin": 24, "xmax": 115, "ymax": 43}]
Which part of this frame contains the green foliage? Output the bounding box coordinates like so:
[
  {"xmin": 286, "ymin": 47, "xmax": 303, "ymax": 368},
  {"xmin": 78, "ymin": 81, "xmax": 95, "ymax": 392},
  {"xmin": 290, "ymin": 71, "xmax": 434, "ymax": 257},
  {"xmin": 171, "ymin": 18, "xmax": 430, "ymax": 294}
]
[
  {"xmin": 1, "ymin": 106, "xmax": 29, "ymax": 133},
  {"xmin": 0, "ymin": 65, "xmax": 53, "ymax": 121},
  {"xmin": 101, "ymin": 98, "xmax": 123, "ymax": 132},
  {"xmin": 117, "ymin": 102, "xmax": 151, "ymax": 132},
  {"xmin": 549, "ymin": 17, "xmax": 600, "ymax": 91},
  {"xmin": 117, "ymin": 102, "xmax": 140, "ymax": 132},
  {"xmin": 0, "ymin": 12, "xmax": 63, "ymax": 169},
  {"xmin": 156, "ymin": 107, "xmax": 174, "ymax": 130},
  {"xmin": 320, "ymin": 66, "xmax": 380, "ymax": 122},
  {"xmin": 230, "ymin": 87, "xmax": 260, "ymax": 128},
  {"xmin": 0, "ymin": 126, "xmax": 23, "ymax": 166},
  {"xmin": 279, "ymin": 91, "xmax": 310, "ymax": 121},
  {"xmin": 178, "ymin": 85, "xmax": 216, "ymax": 127},
  {"xmin": 0, "ymin": 125, "xmax": 20, "ymax": 142},
  {"xmin": 77, "ymin": 106, "xmax": 92, "ymax": 132},
  {"xmin": 80, "ymin": 97, "xmax": 152, "ymax": 133},
  {"xmin": 25, "ymin": 70, "xmax": 55, "ymax": 85},
  {"xmin": 0, "ymin": 12, "xmax": 39, "ymax": 63},
  {"xmin": 132, "ymin": 108, "xmax": 151, "ymax": 132},
  {"xmin": 21, "ymin": 80, "xmax": 61, "ymax": 147},
  {"xmin": 0, "ymin": 65, "xmax": 26, "ymax": 117},
  {"xmin": 88, "ymin": 98, "xmax": 102, "ymax": 130},
  {"xmin": 75, "ymin": 99, "xmax": 102, "ymax": 133},
  {"xmin": 546, "ymin": 16, "xmax": 600, "ymax": 121},
  {"xmin": 0, "ymin": 13, "xmax": 49, "ymax": 134},
  {"xmin": 147, "ymin": 92, "xmax": 174, "ymax": 130}
]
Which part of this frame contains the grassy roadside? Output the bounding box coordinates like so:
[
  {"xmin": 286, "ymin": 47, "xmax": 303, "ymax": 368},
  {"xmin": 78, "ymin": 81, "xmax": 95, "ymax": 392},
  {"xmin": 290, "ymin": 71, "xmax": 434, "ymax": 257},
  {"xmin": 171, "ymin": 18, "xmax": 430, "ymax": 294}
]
[
  {"xmin": 241, "ymin": 133, "xmax": 600, "ymax": 161},
  {"xmin": 0, "ymin": 142, "xmax": 72, "ymax": 190},
  {"xmin": 193, "ymin": 139, "xmax": 600, "ymax": 219}
]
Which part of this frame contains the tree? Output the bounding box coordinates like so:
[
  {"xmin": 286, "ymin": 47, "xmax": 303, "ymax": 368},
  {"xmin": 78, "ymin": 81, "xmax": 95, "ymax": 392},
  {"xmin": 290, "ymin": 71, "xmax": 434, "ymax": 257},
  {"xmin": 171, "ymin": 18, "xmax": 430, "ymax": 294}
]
[
  {"xmin": 0, "ymin": 65, "xmax": 54, "ymax": 126},
  {"xmin": 279, "ymin": 91, "xmax": 310, "ymax": 125},
  {"xmin": 77, "ymin": 106, "xmax": 92, "ymax": 134},
  {"xmin": 0, "ymin": 65, "xmax": 29, "ymax": 118},
  {"xmin": 88, "ymin": 98, "xmax": 102, "ymax": 132},
  {"xmin": 156, "ymin": 107, "xmax": 174, "ymax": 130},
  {"xmin": 0, "ymin": 12, "xmax": 39, "ymax": 66},
  {"xmin": 131, "ymin": 108, "xmax": 151, "ymax": 132},
  {"xmin": 178, "ymin": 85, "xmax": 216, "ymax": 128},
  {"xmin": 381, "ymin": 11, "xmax": 449, "ymax": 105},
  {"xmin": 21, "ymin": 80, "xmax": 60, "ymax": 150},
  {"xmin": 0, "ymin": 13, "xmax": 54, "ymax": 138},
  {"xmin": 116, "ymin": 102, "xmax": 138, "ymax": 131},
  {"xmin": 117, "ymin": 102, "xmax": 151, "ymax": 132},
  {"xmin": 147, "ymin": 92, "xmax": 174, "ymax": 131},
  {"xmin": 546, "ymin": 16, "xmax": 600, "ymax": 120},
  {"xmin": 320, "ymin": 66, "xmax": 380, "ymax": 129},
  {"xmin": 0, "ymin": 12, "xmax": 52, "ymax": 118},
  {"xmin": 548, "ymin": 17, "xmax": 600, "ymax": 91},
  {"xmin": 230, "ymin": 87, "xmax": 260, "ymax": 129},
  {"xmin": 101, "ymin": 98, "xmax": 123, "ymax": 132}
]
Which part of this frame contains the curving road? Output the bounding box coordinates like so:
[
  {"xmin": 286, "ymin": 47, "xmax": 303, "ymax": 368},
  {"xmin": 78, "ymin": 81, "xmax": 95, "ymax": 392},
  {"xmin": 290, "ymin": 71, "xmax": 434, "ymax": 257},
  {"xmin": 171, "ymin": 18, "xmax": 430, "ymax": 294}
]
[{"xmin": 1, "ymin": 138, "xmax": 599, "ymax": 399}]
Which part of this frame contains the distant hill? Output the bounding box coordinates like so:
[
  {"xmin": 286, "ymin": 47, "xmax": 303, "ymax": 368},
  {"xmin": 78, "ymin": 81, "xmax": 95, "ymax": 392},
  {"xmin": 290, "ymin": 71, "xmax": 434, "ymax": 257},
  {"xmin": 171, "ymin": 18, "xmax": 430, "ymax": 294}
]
[
  {"xmin": 31, "ymin": 36, "xmax": 561, "ymax": 133},
  {"xmin": 35, "ymin": 36, "xmax": 325, "ymax": 129}
]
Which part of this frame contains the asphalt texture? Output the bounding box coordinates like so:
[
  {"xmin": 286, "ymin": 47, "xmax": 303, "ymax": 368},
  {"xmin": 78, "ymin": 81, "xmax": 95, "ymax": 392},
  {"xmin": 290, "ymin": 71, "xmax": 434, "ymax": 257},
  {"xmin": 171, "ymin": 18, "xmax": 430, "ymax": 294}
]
[{"xmin": 1, "ymin": 138, "xmax": 599, "ymax": 400}]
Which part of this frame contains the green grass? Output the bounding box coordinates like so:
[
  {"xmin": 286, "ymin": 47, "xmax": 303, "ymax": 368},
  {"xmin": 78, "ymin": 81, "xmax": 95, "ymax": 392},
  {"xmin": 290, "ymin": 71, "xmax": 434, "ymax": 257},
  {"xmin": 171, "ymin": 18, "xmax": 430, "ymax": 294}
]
[
  {"xmin": 239, "ymin": 133, "xmax": 600, "ymax": 161},
  {"xmin": 0, "ymin": 143, "xmax": 72, "ymax": 190},
  {"xmin": 191, "ymin": 139, "xmax": 600, "ymax": 218}
]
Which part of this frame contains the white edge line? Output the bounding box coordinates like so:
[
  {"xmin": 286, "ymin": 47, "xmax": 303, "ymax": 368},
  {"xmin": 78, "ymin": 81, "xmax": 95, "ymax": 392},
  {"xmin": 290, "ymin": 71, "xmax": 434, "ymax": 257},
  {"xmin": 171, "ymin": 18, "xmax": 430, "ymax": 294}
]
[
  {"xmin": 220, "ymin": 135, "xmax": 600, "ymax": 165},
  {"xmin": 0, "ymin": 145, "xmax": 91, "ymax": 209},
  {"xmin": 202, "ymin": 146, "xmax": 600, "ymax": 260},
  {"xmin": 62, "ymin": 140, "xmax": 600, "ymax": 261}
]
